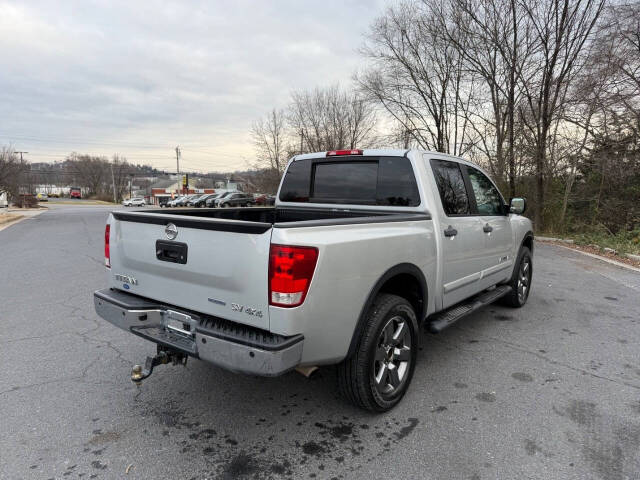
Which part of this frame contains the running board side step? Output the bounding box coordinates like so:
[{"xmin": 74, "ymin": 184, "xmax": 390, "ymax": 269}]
[{"xmin": 427, "ymin": 285, "xmax": 512, "ymax": 333}]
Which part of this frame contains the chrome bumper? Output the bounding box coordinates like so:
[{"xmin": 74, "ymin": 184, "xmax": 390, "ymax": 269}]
[{"xmin": 93, "ymin": 288, "xmax": 303, "ymax": 376}]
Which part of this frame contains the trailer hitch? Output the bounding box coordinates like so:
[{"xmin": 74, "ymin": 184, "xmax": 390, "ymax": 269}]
[{"xmin": 131, "ymin": 347, "xmax": 188, "ymax": 383}]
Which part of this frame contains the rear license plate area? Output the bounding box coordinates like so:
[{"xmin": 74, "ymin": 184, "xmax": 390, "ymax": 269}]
[{"xmin": 164, "ymin": 310, "xmax": 194, "ymax": 337}]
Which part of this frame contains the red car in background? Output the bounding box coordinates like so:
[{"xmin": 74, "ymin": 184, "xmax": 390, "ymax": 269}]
[
  {"xmin": 254, "ymin": 194, "xmax": 275, "ymax": 206},
  {"xmin": 70, "ymin": 187, "xmax": 82, "ymax": 199}
]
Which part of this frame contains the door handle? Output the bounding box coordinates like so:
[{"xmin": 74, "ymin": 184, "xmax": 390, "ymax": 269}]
[
  {"xmin": 483, "ymin": 223, "xmax": 493, "ymax": 233},
  {"xmin": 444, "ymin": 225, "xmax": 458, "ymax": 237}
]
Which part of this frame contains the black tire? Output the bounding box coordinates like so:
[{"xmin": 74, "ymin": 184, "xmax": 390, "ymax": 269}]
[
  {"xmin": 337, "ymin": 293, "xmax": 418, "ymax": 412},
  {"xmin": 501, "ymin": 246, "xmax": 532, "ymax": 307}
]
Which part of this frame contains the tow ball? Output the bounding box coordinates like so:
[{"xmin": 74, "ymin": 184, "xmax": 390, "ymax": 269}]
[{"xmin": 131, "ymin": 347, "xmax": 188, "ymax": 383}]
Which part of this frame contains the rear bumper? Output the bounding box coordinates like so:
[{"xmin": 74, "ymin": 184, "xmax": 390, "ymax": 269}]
[{"xmin": 93, "ymin": 288, "xmax": 303, "ymax": 376}]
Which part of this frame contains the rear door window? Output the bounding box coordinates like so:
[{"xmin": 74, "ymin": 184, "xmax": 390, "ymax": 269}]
[
  {"xmin": 279, "ymin": 159, "xmax": 311, "ymax": 202},
  {"xmin": 430, "ymin": 159, "xmax": 470, "ymax": 215},
  {"xmin": 377, "ymin": 157, "xmax": 420, "ymax": 206}
]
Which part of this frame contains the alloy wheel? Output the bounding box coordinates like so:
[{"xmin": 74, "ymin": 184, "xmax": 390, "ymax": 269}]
[
  {"xmin": 373, "ymin": 316, "xmax": 412, "ymax": 397},
  {"xmin": 517, "ymin": 257, "xmax": 531, "ymax": 304}
]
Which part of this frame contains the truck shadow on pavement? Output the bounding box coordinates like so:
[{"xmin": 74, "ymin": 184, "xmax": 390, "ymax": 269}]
[
  {"xmin": 79, "ymin": 283, "xmax": 640, "ymax": 480},
  {"xmin": 86, "ymin": 302, "xmax": 523, "ymax": 479}
]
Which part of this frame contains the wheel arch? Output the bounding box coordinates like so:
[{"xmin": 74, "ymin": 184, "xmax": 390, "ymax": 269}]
[
  {"xmin": 346, "ymin": 263, "xmax": 428, "ymax": 358},
  {"xmin": 521, "ymin": 230, "xmax": 534, "ymax": 255},
  {"xmin": 504, "ymin": 230, "xmax": 534, "ymax": 284}
]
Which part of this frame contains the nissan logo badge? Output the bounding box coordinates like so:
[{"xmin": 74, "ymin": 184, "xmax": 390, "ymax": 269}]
[{"xmin": 165, "ymin": 223, "xmax": 178, "ymax": 240}]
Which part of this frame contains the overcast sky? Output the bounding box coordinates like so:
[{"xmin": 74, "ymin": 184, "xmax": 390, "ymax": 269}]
[{"xmin": 0, "ymin": 0, "xmax": 385, "ymax": 172}]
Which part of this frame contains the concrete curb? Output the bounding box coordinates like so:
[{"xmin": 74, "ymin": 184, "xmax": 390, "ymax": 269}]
[
  {"xmin": 536, "ymin": 236, "xmax": 574, "ymax": 244},
  {"xmin": 536, "ymin": 235, "xmax": 640, "ymax": 264},
  {"xmin": 0, "ymin": 215, "xmax": 26, "ymax": 232},
  {"xmin": 0, "ymin": 214, "xmax": 23, "ymax": 226},
  {"xmin": 0, "ymin": 209, "xmax": 44, "ymax": 232},
  {"xmin": 536, "ymin": 239, "xmax": 640, "ymax": 274}
]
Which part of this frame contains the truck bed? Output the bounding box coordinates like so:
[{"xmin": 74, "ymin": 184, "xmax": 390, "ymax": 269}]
[
  {"xmin": 112, "ymin": 206, "xmax": 430, "ymax": 232},
  {"xmin": 106, "ymin": 206, "xmax": 431, "ymax": 332}
]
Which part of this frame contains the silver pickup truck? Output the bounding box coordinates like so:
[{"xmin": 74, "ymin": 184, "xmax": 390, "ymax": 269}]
[{"xmin": 94, "ymin": 148, "xmax": 533, "ymax": 411}]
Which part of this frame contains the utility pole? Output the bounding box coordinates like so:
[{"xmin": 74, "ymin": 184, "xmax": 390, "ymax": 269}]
[
  {"xmin": 15, "ymin": 151, "xmax": 28, "ymax": 161},
  {"xmin": 299, "ymin": 129, "xmax": 304, "ymax": 155},
  {"xmin": 175, "ymin": 146, "xmax": 181, "ymax": 173},
  {"xmin": 110, "ymin": 162, "xmax": 117, "ymax": 204}
]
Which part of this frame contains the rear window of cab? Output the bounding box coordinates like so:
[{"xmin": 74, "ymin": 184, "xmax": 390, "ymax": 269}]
[{"xmin": 279, "ymin": 156, "xmax": 420, "ymax": 206}]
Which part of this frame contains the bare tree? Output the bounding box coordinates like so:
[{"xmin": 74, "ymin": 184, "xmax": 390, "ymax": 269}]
[
  {"xmin": 288, "ymin": 85, "xmax": 378, "ymax": 152},
  {"xmin": 517, "ymin": 0, "xmax": 605, "ymax": 229},
  {"xmin": 251, "ymin": 108, "xmax": 289, "ymax": 175},
  {"xmin": 357, "ymin": 1, "xmax": 474, "ymax": 155},
  {"xmin": 442, "ymin": 0, "xmax": 533, "ymax": 196},
  {"xmin": 67, "ymin": 153, "xmax": 108, "ymax": 195},
  {"xmin": 0, "ymin": 147, "xmax": 28, "ymax": 199},
  {"xmin": 111, "ymin": 155, "xmax": 131, "ymax": 202}
]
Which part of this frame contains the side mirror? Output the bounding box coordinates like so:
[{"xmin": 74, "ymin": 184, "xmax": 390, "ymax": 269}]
[{"xmin": 510, "ymin": 197, "xmax": 526, "ymax": 215}]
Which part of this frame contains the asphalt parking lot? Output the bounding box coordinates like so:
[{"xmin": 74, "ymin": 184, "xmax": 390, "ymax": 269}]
[{"xmin": 1, "ymin": 204, "xmax": 639, "ymax": 480}]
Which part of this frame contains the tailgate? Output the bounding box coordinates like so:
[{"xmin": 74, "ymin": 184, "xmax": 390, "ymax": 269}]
[{"xmin": 108, "ymin": 211, "xmax": 272, "ymax": 330}]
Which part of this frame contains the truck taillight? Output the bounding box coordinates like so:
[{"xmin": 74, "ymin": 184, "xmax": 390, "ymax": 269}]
[
  {"xmin": 104, "ymin": 224, "xmax": 111, "ymax": 268},
  {"xmin": 326, "ymin": 149, "xmax": 363, "ymax": 156},
  {"xmin": 269, "ymin": 244, "xmax": 318, "ymax": 307}
]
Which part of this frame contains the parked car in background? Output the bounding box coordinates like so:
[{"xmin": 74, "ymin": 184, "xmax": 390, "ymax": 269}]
[
  {"xmin": 175, "ymin": 194, "xmax": 199, "ymax": 207},
  {"xmin": 48, "ymin": 192, "xmax": 60, "ymax": 198},
  {"xmin": 0, "ymin": 192, "xmax": 8, "ymax": 208},
  {"xmin": 205, "ymin": 191, "xmax": 233, "ymax": 207},
  {"xmin": 70, "ymin": 187, "xmax": 82, "ymax": 199},
  {"xmin": 187, "ymin": 194, "xmax": 214, "ymax": 207},
  {"xmin": 190, "ymin": 193, "xmax": 217, "ymax": 207},
  {"xmin": 215, "ymin": 192, "xmax": 255, "ymax": 208},
  {"xmin": 122, "ymin": 197, "xmax": 146, "ymax": 207},
  {"xmin": 158, "ymin": 197, "xmax": 170, "ymax": 208},
  {"xmin": 36, "ymin": 193, "xmax": 49, "ymax": 202},
  {"xmin": 167, "ymin": 195, "xmax": 191, "ymax": 207},
  {"xmin": 166, "ymin": 196, "xmax": 184, "ymax": 207},
  {"xmin": 185, "ymin": 195, "xmax": 202, "ymax": 207},
  {"xmin": 255, "ymin": 194, "xmax": 276, "ymax": 206}
]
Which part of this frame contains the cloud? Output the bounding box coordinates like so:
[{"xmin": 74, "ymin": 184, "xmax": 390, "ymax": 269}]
[{"xmin": 0, "ymin": 0, "xmax": 384, "ymax": 171}]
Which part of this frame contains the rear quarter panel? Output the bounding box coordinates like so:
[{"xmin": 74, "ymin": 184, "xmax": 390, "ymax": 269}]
[{"xmin": 270, "ymin": 219, "xmax": 437, "ymax": 365}]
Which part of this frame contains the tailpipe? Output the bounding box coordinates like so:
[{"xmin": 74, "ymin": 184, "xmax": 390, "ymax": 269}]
[{"xmin": 131, "ymin": 348, "xmax": 187, "ymax": 384}]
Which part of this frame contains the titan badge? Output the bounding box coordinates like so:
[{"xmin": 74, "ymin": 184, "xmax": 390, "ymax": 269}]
[
  {"xmin": 114, "ymin": 273, "xmax": 138, "ymax": 285},
  {"xmin": 165, "ymin": 223, "xmax": 178, "ymax": 240}
]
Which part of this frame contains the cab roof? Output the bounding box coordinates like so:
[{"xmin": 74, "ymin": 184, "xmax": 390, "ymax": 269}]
[{"xmin": 292, "ymin": 148, "xmax": 465, "ymax": 162}]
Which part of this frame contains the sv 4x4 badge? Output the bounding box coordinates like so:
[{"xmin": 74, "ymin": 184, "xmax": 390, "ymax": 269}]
[{"xmin": 231, "ymin": 303, "xmax": 263, "ymax": 318}]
